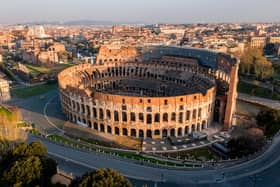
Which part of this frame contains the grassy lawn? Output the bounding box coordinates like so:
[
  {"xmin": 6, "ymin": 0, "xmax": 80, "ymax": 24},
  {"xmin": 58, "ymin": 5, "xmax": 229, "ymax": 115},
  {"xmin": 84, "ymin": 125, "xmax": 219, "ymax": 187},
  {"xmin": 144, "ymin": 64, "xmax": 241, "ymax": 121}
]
[
  {"xmin": 161, "ymin": 147, "xmax": 219, "ymax": 161},
  {"xmin": 25, "ymin": 63, "xmax": 76, "ymax": 76},
  {"xmin": 238, "ymin": 81, "xmax": 280, "ymax": 100},
  {"xmin": 25, "ymin": 64, "xmax": 53, "ymax": 74},
  {"xmin": 11, "ymin": 83, "xmax": 57, "ymax": 98},
  {"xmin": 0, "ymin": 106, "xmax": 13, "ymax": 117},
  {"xmin": 47, "ymin": 134, "xmax": 200, "ymax": 168}
]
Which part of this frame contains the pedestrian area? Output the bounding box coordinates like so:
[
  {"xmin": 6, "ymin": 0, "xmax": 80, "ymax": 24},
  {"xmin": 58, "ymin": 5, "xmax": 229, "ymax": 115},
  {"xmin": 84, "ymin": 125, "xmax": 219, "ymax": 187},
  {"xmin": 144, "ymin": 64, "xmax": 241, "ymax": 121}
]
[{"xmin": 142, "ymin": 131, "xmax": 230, "ymax": 153}]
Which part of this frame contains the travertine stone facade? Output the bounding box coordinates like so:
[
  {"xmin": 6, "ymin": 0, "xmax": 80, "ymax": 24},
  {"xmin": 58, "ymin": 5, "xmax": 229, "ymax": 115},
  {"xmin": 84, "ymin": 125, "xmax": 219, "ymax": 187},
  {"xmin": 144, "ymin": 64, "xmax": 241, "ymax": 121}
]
[
  {"xmin": 0, "ymin": 79, "xmax": 11, "ymax": 102},
  {"xmin": 58, "ymin": 45, "xmax": 239, "ymax": 139}
]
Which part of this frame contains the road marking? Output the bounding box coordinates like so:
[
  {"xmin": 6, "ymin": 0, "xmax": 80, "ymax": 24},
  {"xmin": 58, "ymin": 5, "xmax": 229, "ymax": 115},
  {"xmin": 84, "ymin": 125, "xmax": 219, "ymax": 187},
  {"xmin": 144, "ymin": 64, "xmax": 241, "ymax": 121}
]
[
  {"xmin": 48, "ymin": 151, "xmax": 164, "ymax": 182},
  {"xmin": 43, "ymin": 95, "xmax": 64, "ymax": 134}
]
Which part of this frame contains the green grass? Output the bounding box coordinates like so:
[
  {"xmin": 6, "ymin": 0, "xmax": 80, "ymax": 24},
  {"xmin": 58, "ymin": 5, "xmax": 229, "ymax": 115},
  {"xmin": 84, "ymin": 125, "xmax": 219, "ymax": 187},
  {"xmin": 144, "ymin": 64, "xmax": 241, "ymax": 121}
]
[
  {"xmin": 25, "ymin": 64, "xmax": 53, "ymax": 74},
  {"xmin": 238, "ymin": 81, "xmax": 280, "ymax": 100},
  {"xmin": 47, "ymin": 135, "xmax": 201, "ymax": 168},
  {"xmin": 11, "ymin": 83, "xmax": 57, "ymax": 98},
  {"xmin": 0, "ymin": 106, "xmax": 12, "ymax": 118},
  {"xmin": 161, "ymin": 147, "xmax": 219, "ymax": 161}
]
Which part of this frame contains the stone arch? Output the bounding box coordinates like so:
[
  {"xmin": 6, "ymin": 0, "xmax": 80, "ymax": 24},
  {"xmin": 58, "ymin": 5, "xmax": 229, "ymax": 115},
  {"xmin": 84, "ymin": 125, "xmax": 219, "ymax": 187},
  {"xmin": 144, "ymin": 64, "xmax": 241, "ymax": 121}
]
[
  {"xmin": 163, "ymin": 113, "xmax": 168, "ymax": 122},
  {"xmin": 100, "ymin": 123, "xmax": 105, "ymax": 132},
  {"xmin": 197, "ymin": 123, "xmax": 201, "ymax": 131},
  {"xmin": 139, "ymin": 130, "xmax": 144, "ymax": 138},
  {"xmin": 192, "ymin": 124, "xmax": 196, "ymax": 132},
  {"xmin": 154, "ymin": 129, "xmax": 160, "ymax": 136},
  {"xmin": 202, "ymin": 120, "xmax": 207, "ymax": 129},
  {"xmin": 106, "ymin": 109, "xmax": 111, "ymax": 119},
  {"xmin": 107, "ymin": 126, "xmax": 112, "ymax": 134},
  {"xmin": 146, "ymin": 130, "xmax": 152, "ymax": 138},
  {"xmin": 170, "ymin": 129, "xmax": 175, "ymax": 137},
  {"xmin": 162, "ymin": 129, "xmax": 168, "ymax": 138},
  {"xmin": 185, "ymin": 126, "xmax": 189, "ymax": 135},
  {"xmin": 114, "ymin": 127, "xmax": 119, "ymax": 135},
  {"xmin": 114, "ymin": 111, "xmax": 119, "ymax": 121},
  {"xmin": 99, "ymin": 108, "xmax": 104, "ymax": 120},
  {"xmin": 154, "ymin": 113, "xmax": 160, "ymax": 123},
  {"xmin": 131, "ymin": 129, "xmax": 137, "ymax": 137},
  {"xmin": 177, "ymin": 127, "xmax": 182, "ymax": 136},
  {"xmin": 122, "ymin": 128, "xmax": 128, "ymax": 136},
  {"xmin": 94, "ymin": 122, "xmax": 98, "ymax": 130}
]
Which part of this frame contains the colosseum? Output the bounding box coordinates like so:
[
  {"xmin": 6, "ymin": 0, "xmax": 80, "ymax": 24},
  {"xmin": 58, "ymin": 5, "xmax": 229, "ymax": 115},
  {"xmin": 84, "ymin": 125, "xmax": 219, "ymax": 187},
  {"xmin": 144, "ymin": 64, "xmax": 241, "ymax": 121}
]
[{"xmin": 58, "ymin": 45, "xmax": 239, "ymax": 139}]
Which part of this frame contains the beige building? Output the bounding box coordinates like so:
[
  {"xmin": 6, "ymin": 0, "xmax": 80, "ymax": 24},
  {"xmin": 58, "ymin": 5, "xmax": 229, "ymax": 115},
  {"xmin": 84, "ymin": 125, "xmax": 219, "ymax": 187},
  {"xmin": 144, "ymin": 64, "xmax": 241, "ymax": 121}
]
[
  {"xmin": 268, "ymin": 37, "xmax": 280, "ymax": 44},
  {"xmin": 250, "ymin": 37, "xmax": 266, "ymax": 48},
  {"xmin": 0, "ymin": 79, "xmax": 11, "ymax": 102}
]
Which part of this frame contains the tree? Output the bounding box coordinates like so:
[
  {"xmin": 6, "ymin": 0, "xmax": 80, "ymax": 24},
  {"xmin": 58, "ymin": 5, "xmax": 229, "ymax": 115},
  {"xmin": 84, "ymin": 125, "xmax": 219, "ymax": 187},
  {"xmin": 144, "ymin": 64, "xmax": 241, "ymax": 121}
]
[
  {"xmin": 240, "ymin": 47, "xmax": 274, "ymax": 79},
  {"xmin": 256, "ymin": 109, "xmax": 280, "ymax": 137},
  {"xmin": 228, "ymin": 134, "xmax": 265, "ymax": 158},
  {"xmin": 3, "ymin": 156, "xmax": 42, "ymax": 186},
  {"xmin": 0, "ymin": 141, "xmax": 57, "ymax": 187},
  {"xmin": 70, "ymin": 168, "xmax": 132, "ymax": 187}
]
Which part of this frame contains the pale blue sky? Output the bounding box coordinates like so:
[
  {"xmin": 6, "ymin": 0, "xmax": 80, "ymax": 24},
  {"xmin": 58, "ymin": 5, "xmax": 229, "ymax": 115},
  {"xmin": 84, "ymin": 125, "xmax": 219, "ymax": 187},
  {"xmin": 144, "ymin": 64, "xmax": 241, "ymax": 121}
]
[{"xmin": 0, "ymin": 0, "xmax": 279, "ymax": 24}]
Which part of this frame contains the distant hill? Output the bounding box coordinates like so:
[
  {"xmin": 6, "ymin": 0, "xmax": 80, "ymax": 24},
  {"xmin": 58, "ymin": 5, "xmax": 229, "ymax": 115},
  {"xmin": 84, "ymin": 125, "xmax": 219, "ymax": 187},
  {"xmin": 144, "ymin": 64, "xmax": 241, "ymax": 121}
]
[{"xmin": 19, "ymin": 20, "xmax": 145, "ymax": 26}]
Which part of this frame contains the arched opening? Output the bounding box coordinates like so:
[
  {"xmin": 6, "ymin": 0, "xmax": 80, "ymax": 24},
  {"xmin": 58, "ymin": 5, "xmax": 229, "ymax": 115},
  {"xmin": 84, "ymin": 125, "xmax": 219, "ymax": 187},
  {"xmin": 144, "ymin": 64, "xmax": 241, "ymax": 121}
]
[
  {"xmin": 146, "ymin": 114, "xmax": 152, "ymax": 124},
  {"xmin": 100, "ymin": 123, "xmax": 105, "ymax": 132},
  {"xmin": 139, "ymin": 113, "xmax": 144, "ymax": 122},
  {"xmin": 99, "ymin": 109, "xmax": 104, "ymax": 120},
  {"xmin": 170, "ymin": 129, "xmax": 175, "ymax": 137},
  {"xmin": 171, "ymin": 112, "xmax": 176, "ymax": 121},
  {"xmin": 147, "ymin": 130, "xmax": 152, "ymax": 138},
  {"xmin": 114, "ymin": 111, "xmax": 119, "ymax": 121},
  {"xmin": 131, "ymin": 129, "xmax": 136, "ymax": 137},
  {"xmin": 122, "ymin": 128, "xmax": 128, "ymax": 136},
  {"xmin": 154, "ymin": 113, "xmax": 160, "ymax": 123},
  {"xmin": 88, "ymin": 121, "xmax": 92, "ymax": 128},
  {"xmin": 107, "ymin": 126, "xmax": 112, "ymax": 134},
  {"xmin": 177, "ymin": 128, "xmax": 182, "ymax": 136},
  {"xmin": 154, "ymin": 129, "xmax": 160, "ymax": 136},
  {"xmin": 162, "ymin": 129, "xmax": 168, "ymax": 138},
  {"xmin": 115, "ymin": 127, "xmax": 119, "ymax": 135},
  {"xmin": 93, "ymin": 108, "xmax": 97, "ymax": 118},
  {"xmin": 193, "ymin": 109, "xmax": 197, "ymax": 119},
  {"xmin": 122, "ymin": 112, "xmax": 127, "ymax": 122},
  {"xmin": 139, "ymin": 130, "xmax": 144, "ymax": 138},
  {"xmin": 192, "ymin": 124, "xmax": 196, "ymax": 132},
  {"xmin": 163, "ymin": 113, "xmax": 168, "ymax": 122},
  {"xmin": 130, "ymin": 112, "xmax": 136, "ymax": 122},
  {"xmin": 202, "ymin": 120, "xmax": 207, "ymax": 129},
  {"xmin": 94, "ymin": 122, "xmax": 98, "ymax": 130},
  {"xmin": 185, "ymin": 126, "xmax": 189, "ymax": 135},
  {"xmin": 106, "ymin": 110, "xmax": 111, "ymax": 119},
  {"xmin": 197, "ymin": 123, "xmax": 201, "ymax": 131}
]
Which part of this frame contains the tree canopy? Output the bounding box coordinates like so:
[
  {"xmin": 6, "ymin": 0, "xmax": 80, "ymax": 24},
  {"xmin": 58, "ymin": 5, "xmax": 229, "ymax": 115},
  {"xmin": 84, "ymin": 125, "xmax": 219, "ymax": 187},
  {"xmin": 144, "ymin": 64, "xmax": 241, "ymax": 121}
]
[
  {"xmin": 0, "ymin": 141, "xmax": 57, "ymax": 187},
  {"xmin": 70, "ymin": 168, "xmax": 132, "ymax": 187},
  {"xmin": 256, "ymin": 109, "xmax": 280, "ymax": 137},
  {"xmin": 240, "ymin": 48, "xmax": 274, "ymax": 79}
]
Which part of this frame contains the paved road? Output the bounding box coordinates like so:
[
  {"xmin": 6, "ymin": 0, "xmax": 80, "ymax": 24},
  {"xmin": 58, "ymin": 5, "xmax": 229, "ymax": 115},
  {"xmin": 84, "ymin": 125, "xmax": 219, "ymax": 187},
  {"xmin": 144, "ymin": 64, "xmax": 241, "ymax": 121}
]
[
  {"xmin": 8, "ymin": 89, "xmax": 65, "ymax": 135},
  {"xmin": 27, "ymin": 133, "xmax": 280, "ymax": 187},
  {"xmin": 8, "ymin": 89, "xmax": 280, "ymax": 186},
  {"xmin": 238, "ymin": 93, "xmax": 280, "ymax": 110}
]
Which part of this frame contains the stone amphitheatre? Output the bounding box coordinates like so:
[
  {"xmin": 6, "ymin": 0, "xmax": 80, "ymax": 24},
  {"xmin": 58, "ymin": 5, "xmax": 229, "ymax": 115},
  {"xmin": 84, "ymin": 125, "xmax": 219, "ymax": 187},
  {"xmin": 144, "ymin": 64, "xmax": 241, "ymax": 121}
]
[{"xmin": 58, "ymin": 45, "xmax": 239, "ymax": 140}]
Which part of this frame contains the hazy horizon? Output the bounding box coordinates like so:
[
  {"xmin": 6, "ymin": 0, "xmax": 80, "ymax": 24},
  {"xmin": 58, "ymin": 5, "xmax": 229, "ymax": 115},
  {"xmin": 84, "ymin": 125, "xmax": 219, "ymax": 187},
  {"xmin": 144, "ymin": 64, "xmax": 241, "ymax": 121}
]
[{"xmin": 0, "ymin": 0, "xmax": 280, "ymax": 24}]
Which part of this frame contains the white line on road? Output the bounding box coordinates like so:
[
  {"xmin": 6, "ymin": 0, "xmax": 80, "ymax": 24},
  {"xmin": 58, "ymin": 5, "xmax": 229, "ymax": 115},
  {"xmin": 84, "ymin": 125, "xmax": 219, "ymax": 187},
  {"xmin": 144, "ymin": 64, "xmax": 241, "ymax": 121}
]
[
  {"xmin": 43, "ymin": 95, "xmax": 64, "ymax": 134},
  {"xmin": 48, "ymin": 151, "xmax": 164, "ymax": 183}
]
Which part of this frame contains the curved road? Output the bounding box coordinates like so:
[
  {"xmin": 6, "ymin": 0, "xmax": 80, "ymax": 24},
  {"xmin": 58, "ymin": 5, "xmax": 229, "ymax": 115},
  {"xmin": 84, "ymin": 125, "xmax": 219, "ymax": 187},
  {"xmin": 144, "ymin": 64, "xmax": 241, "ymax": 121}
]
[
  {"xmin": 9, "ymin": 89, "xmax": 280, "ymax": 186},
  {"xmin": 27, "ymin": 133, "xmax": 280, "ymax": 187}
]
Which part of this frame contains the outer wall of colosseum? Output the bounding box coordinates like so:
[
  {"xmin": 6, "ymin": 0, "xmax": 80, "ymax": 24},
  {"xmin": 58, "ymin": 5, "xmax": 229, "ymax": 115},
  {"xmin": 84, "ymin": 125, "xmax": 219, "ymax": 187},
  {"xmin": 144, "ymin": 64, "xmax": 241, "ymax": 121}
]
[{"xmin": 58, "ymin": 45, "xmax": 239, "ymax": 139}]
